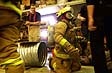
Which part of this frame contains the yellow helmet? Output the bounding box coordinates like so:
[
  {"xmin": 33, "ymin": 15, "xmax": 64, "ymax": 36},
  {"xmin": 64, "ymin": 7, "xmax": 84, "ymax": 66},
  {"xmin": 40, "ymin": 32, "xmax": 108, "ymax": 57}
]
[{"xmin": 56, "ymin": 6, "xmax": 72, "ymax": 18}]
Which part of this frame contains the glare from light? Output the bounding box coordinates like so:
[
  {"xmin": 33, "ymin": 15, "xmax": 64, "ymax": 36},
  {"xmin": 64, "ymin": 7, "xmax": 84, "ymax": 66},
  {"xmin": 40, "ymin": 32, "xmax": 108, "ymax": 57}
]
[
  {"xmin": 41, "ymin": 14, "xmax": 57, "ymax": 26},
  {"xmin": 40, "ymin": 30, "xmax": 48, "ymax": 39},
  {"xmin": 37, "ymin": 5, "xmax": 59, "ymax": 15}
]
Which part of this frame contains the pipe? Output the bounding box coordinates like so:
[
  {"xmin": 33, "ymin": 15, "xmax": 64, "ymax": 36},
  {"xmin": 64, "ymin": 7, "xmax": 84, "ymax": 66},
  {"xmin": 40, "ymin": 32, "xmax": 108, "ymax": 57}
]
[{"xmin": 17, "ymin": 42, "xmax": 48, "ymax": 67}]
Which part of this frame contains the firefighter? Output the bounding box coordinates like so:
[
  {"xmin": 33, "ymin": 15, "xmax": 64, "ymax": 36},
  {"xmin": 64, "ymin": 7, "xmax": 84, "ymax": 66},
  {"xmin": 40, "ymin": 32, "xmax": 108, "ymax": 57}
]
[
  {"xmin": 49, "ymin": 6, "xmax": 81, "ymax": 73},
  {"xmin": 0, "ymin": 0, "xmax": 25, "ymax": 73}
]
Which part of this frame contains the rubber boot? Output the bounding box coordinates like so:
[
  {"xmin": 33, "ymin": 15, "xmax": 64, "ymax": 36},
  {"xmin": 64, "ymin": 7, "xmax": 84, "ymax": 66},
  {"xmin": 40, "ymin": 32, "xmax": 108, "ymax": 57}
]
[{"xmin": 5, "ymin": 64, "xmax": 24, "ymax": 73}]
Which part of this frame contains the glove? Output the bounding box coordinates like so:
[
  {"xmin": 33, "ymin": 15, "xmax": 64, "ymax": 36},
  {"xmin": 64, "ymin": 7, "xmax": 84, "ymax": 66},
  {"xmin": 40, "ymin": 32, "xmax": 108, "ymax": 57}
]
[
  {"xmin": 69, "ymin": 50, "xmax": 80, "ymax": 60},
  {"xmin": 64, "ymin": 41, "xmax": 79, "ymax": 53},
  {"xmin": 64, "ymin": 42, "xmax": 80, "ymax": 60},
  {"xmin": 59, "ymin": 38, "xmax": 80, "ymax": 59}
]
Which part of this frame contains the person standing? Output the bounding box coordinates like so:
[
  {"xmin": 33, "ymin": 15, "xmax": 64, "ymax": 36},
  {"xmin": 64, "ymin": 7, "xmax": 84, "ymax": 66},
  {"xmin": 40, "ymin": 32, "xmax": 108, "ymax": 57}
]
[
  {"xmin": 0, "ymin": 0, "xmax": 25, "ymax": 73},
  {"xmin": 86, "ymin": 0, "xmax": 112, "ymax": 73},
  {"xmin": 49, "ymin": 6, "xmax": 81, "ymax": 73},
  {"xmin": 25, "ymin": 4, "xmax": 41, "ymax": 42}
]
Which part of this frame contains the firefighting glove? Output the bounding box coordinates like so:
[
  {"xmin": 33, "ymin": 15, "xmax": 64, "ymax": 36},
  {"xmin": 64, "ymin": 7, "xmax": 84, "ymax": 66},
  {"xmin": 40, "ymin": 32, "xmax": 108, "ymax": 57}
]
[
  {"xmin": 64, "ymin": 42, "xmax": 80, "ymax": 58},
  {"xmin": 66, "ymin": 44, "xmax": 81, "ymax": 65},
  {"xmin": 59, "ymin": 38, "xmax": 80, "ymax": 59},
  {"xmin": 64, "ymin": 41, "xmax": 79, "ymax": 52},
  {"xmin": 69, "ymin": 49, "xmax": 80, "ymax": 60}
]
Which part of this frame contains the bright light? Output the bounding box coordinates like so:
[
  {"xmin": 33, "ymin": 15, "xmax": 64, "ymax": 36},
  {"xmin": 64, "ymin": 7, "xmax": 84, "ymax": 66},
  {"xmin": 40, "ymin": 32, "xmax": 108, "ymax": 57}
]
[
  {"xmin": 41, "ymin": 14, "xmax": 57, "ymax": 26},
  {"xmin": 37, "ymin": 5, "xmax": 60, "ymax": 15},
  {"xmin": 40, "ymin": 29, "xmax": 48, "ymax": 39}
]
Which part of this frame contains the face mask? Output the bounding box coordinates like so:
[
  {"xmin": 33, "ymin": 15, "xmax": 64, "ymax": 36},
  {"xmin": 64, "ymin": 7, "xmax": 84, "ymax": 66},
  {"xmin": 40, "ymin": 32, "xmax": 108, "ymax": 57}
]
[{"xmin": 65, "ymin": 12, "xmax": 74, "ymax": 20}]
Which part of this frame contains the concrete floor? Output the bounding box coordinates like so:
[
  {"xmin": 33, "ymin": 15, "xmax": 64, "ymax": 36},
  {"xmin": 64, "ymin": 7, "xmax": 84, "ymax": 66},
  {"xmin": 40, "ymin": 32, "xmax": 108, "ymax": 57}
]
[
  {"xmin": 0, "ymin": 52, "xmax": 95, "ymax": 73},
  {"xmin": 25, "ymin": 66, "xmax": 94, "ymax": 73},
  {"xmin": 0, "ymin": 66, "xmax": 94, "ymax": 73}
]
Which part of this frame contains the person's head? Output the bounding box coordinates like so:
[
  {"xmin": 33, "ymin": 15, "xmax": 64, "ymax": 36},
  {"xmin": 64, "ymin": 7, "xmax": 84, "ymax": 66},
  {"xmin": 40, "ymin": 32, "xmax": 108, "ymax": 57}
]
[
  {"xmin": 30, "ymin": 4, "xmax": 36, "ymax": 13},
  {"xmin": 56, "ymin": 6, "xmax": 74, "ymax": 21}
]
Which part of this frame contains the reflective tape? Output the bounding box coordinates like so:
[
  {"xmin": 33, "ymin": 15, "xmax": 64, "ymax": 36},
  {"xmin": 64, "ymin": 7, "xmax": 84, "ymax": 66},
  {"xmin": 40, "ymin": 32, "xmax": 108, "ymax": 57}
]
[
  {"xmin": 59, "ymin": 38, "xmax": 67, "ymax": 46},
  {"xmin": 54, "ymin": 49, "xmax": 70, "ymax": 59},
  {"xmin": 0, "ymin": 57, "xmax": 23, "ymax": 66},
  {"xmin": 11, "ymin": 60, "xmax": 23, "ymax": 66},
  {"xmin": 5, "ymin": 1, "xmax": 22, "ymax": 15},
  {"xmin": 53, "ymin": 62, "xmax": 56, "ymax": 70}
]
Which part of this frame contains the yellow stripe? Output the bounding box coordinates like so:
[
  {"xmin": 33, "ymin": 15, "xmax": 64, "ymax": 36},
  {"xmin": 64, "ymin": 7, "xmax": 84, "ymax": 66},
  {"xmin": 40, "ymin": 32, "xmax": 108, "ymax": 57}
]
[
  {"xmin": 0, "ymin": 57, "xmax": 21, "ymax": 65},
  {"xmin": 48, "ymin": 26, "xmax": 50, "ymax": 31},
  {"xmin": 0, "ymin": 1, "xmax": 22, "ymax": 16},
  {"xmin": 59, "ymin": 38, "xmax": 67, "ymax": 46},
  {"xmin": 53, "ymin": 62, "xmax": 56, "ymax": 70},
  {"xmin": 3, "ymin": 1, "xmax": 22, "ymax": 16},
  {"xmin": 11, "ymin": 60, "xmax": 23, "ymax": 66},
  {"xmin": 54, "ymin": 49, "xmax": 70, "ymax": 59}
]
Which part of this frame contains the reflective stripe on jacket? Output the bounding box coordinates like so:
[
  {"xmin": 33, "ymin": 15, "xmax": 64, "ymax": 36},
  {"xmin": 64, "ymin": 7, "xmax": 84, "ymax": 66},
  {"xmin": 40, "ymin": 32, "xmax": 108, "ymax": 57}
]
[
  {"xmin": 0, "ymin": 1, "xmax": 22, "ymax": 16},
  {"xmin": 0, "ymin": 57, "xmax": 23, "ymax": 66},
  {"xmin": 54, "ymin": 20, "xmax": 77, "ymax": 59}
]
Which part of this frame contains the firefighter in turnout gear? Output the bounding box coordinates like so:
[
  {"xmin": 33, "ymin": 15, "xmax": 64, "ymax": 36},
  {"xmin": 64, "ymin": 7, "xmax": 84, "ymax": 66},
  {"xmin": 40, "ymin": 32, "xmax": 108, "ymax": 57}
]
[
  {"xmin": 0, "ymin": 0, "xmax": 25, "ymax": 73},
  {"xmin": 49, "ymin": 6, "xmax": 81, "ymax": 73}
]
